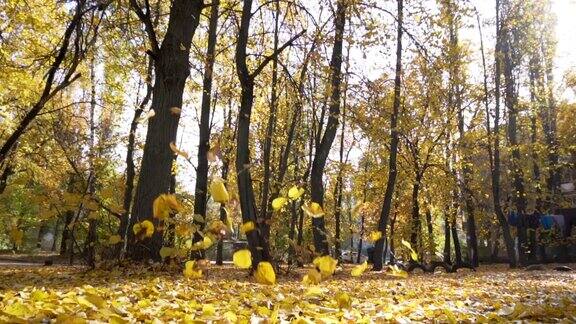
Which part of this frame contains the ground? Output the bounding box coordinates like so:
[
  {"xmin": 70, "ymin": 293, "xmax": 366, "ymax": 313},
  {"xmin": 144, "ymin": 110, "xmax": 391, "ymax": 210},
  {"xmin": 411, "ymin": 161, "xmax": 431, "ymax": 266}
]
[{"xmin": 0, "ymin": 261, "xmax": 575, "ymax": 323}]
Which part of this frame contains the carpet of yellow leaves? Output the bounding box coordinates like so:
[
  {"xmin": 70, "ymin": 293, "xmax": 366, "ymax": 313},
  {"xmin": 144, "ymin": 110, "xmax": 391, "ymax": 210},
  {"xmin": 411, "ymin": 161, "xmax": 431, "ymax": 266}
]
[{"xmin": 0, "ymin": 264, "xmax": 575, "ymax": 323}]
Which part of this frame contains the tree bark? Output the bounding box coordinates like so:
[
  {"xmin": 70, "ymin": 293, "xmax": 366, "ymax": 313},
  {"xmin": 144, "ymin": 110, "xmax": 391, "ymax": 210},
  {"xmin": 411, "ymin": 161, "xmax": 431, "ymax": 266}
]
[
  {"xmin": 127, "ymin": 0, "xmax": 204, "ymax": 261},
  {"xmin": 191, "ymin": 0, "xmax": 220, "ymax": 260},
  {"xmin": 501, "ymin": 3, "xmax": 528, "ymax": 265},
  {"xmin": 310, "ymin": 0, "xmax": 347, "ymax": 256},
  {"xmin": 491, "ymin": 0, "xmax": 517, "ymax": 268},
  {"xmin": 373, "ymin": 0, "xmax": 403, "ymax": 271},
  {"xmin": 259, "ymin": 0, "xmax": 281, "ymax": 245}
]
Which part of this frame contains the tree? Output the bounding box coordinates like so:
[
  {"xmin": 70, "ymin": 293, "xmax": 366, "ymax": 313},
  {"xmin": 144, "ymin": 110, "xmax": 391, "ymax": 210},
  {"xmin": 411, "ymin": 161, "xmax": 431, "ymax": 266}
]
[
  {"xmin": 234, "ymin": 0, "xmax": 304, "ymax": 266},
  {"xmin": 310, "ymin": 0, "xmax": 347, "ymax": 256},
  {"xmin": 126, "ymin": 0, "xmax": 205, "ymax": 261},
  {"xmin": 373, "ymin": 0, "xmax": 403, "ymax": 271}
]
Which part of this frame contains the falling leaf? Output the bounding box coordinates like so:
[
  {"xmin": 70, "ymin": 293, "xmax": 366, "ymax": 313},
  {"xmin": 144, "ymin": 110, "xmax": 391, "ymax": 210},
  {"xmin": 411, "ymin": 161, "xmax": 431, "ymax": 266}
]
[
  {"xmin": 313, "ymin": 255, "xmax": 337, "ymax": 278},
  {"xmin": 288, "ymin": 186, "xmax": 305, "ymax": 200},
  {"xmin": 108, "ymin": 234, "xmax": 122, "ymax": 245},
  {"xmin": 401, "ymin": 239, "xmax": 419, "ymax": 261},
  {"xmin": 139, "ymin": 109, "xmax": 155, "ymax": 123},
  {"xmin": 254, "ymin": 262, "xmax": 276, "ymax": 285},
  {"xmin": 183, "ymin": 260, "xmax": 203, "ymax": 279},
  {"xmin": 170, "ymin": 107, "xmax": 181, "ymax": 115},
  {"xmin": 169, "ymin": 142, "xmax": 189, "ymax": 159},
  {"xmin": 209, "ymin": 178, "xmax": 229, "ymax": 203},
  {"xmin": 302, "ymin": 202, "xmax": 325, "ymax": 218},
  {"xmin": 159, "ymin": 246, "xmax": 175, "ymax": 259},
  {"xmin": 351, "ymin": 261, "xmax": 368, "ymax": 277},
  {"xmin": 303, "ymin": 268, "xmax": 322, "ymax": 285},
  {"xmin": 133, "ymin": 220, "xmax": 154, "ymax": 239},
  {"xmin": 232, "ymin": 249, "xmax": 252, "ymax": 269},
  {"xmin": 153, "ymin": 194, "xmax": 182, "ymax": 220},
  {"xmin": 240, "ymin": 221, "xmax": 255, "ymax": 234},
  {"xmin": 369, "ymin": 231, "xmax": 382, "ymax": 242},
  {"xmin": 272, "ymin": 197, "xmax": 288, "ymax": 211}
]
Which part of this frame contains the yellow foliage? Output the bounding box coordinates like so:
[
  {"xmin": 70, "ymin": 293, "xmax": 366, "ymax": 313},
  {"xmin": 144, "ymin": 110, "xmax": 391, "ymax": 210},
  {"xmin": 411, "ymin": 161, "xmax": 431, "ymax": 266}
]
[
  {"xmin": 334, "ymin": 292, "xmax": 352, "ymax": 309},
  {"xmin": 288, "ymin": 186, "xmax": 305, "ymax": 200},
  {"xmin": 183, "ymin": 260, "xmax": 203, "ymax": 279},
  {"xmin": 401, "ymin": 239, "xmax": 419, "ymax": 261},
  {"xmin": 232, "ymin": 249, "xmax": 252, "ymax": 269},
  {"xmin": 369, "ymin": 231, "xmax": 382, "ymax": 242},
  {"xmin": 303, "ymin": 268, "xmax": 322, "ymax": 285},
  {"xmin": 153, "ymin": 194, "xmax": 182, "ymax": 220},
  {"xmin": 301, "ymin": 202, "xmax": 325, "ymax": 218},
  {"xmin": 107, "ymin": 234, "xmax": 122, "ymax": 245},
  {"xmin": 351, "ymin": 261, "xmax": 368, "ymax": 277},
  {"xmin": 254, "ymin": 262, "xmax": 276, "ymax": 285},
  {"xmin": 272, "ymin": 197, "xmax": 288, "ymax": 211},
  {"xmin": 132, "ymin": 220, "xmax": 154, "ymax": 239},
  {"xmin": 209, "ymin": 178, "xmax": 230, "ymax": 203},
  {"xmin": 313, "ymin": 255, "xmax": 337, "ymax": 278},
  {"xmin": 240, "ymin": 221, "xmax": 255, "ymax": 234}
]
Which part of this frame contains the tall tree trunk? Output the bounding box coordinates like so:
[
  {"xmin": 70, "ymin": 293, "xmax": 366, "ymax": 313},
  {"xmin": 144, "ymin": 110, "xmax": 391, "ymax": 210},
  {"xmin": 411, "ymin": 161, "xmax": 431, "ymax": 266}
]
[
  {"xmin": 259, "ymin": 0, "xmax": 280, "ymax": 245},
  {"xmin": 501, "ymin": 5, "xmax": 528, "ymax": 265},
  {"xmin": 127, "ymin": 0, "xmax": 204, "ymax": 261},
  {"xmin": 410, "ymin": 174, "xmax": 422, "ymax": 252},
  {"xmin": 425, "ymin": 207, "xmax": 434, "ymax": 252},
  {"xmin": 216, "ymin": 100, "xmax": 234, "ymax": 265},
  {"xmin": 443, "ymin": 212, "xmax": 452, "ymax": 264},
  {"xmin": 310, "ymin": 0, "xmax": 347, "ymax": 256},
  {"xmin": 85, "ymin": 57, "xmax": 98, "ymax": 268},
  {"xmin": 373, "ymin": 0, "xmax": 403, "ymax": 271},
  {"xmin": 447, "ymin": 1, "xmax": 478, "ymax": 267},
  {"xmin": 234, "ymin": 0, "xmax": 303, "ymax": 266},
  {"xmin": 542, "ymin": 43, "xmax": 559, "ymax": 203},
  {"xmin": 491, "ymin": 0, "xmax": 517, "ymax": 268},
  {"xmin": 451, "ymin": 216, "xmax": 463, "ymax": 265},
  {"xmin": 117, "ymin": 58, "xmax": 153, "ymax": 256},
  {"xmin": 191, "ymin": 0, "xmax": 220, "ymax": 260}
]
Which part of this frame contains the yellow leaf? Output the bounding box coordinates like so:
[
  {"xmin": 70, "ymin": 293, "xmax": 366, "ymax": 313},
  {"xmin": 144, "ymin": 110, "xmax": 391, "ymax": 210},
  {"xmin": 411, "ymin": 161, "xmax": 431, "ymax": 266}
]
[
  {"xmin": 133, "ymin": 220, "xmax": 154, "ymax": 239},
  {"xmin": 272, "ymin": 197, "xmax": 288, "ymax": 211},
  {"xmin": 193, "ymin": 214, "xmax": 205, "ymax": 223},
  {"xmin": 369, "ymin": 231, "xmax": 382, "ymax": 242},
  {"xmin": 139, "ymin": 109, "xmax": 155, "ymax": 123},
  {"xmin": 351, "ymin": 261, "xmax": 368, "ymax": 277},
  {"xmin": 170, "ymin": 142, "xmax": 189, "ymax": 159},
  {"xmin": 108, "ymin": 234, "xmax": 122, "ymax": 245},
  {"xmin": 240, "ymin": 221, "xmax": 255, "ymax": 234},
  {"xmin": 233, "ymin": 249, "xmax": 252, "ymax": 269},
  {"xmin": 401, "ymin": 239, "xmax": 418, "ymax": 261},
  {"xmin": 313, "ymin": 255, "xmax": 337, "ymax": 278},
  {"xmin": 141, "ymin": 220, "xmax": 155, "ymax": 237},
  {"xmin": 183, "ymin": 260, "xmax": 203, "ymax": 279},
  {"xmin": 3, "ymin": 301, "xmax": 30, "ymax": 317},
  {"xmin": 303, "ymin": 268, "xmax": 322, "ymax": 284},
  {"xmin": 302, "ymin": 202, "xmax": 325, "ymax": 218},
  {"xmin": 254, "ymin": 262, "xmax": 276, "ymax": 285},
  {"xmin": 334, "ymin": 291, "xmax": 352, "ymax": 309},
  {"xmin": 202, "ymin": 304, "xmax": 215, "ymax": 316},
  {"xmin": 159, "ymin": 246, "xmax": 175, "ymax": 259},
  {"xmin": 170, "ymin": 107, "xmax": 181, "ymax": 115},
  {"xmin": 209, "ymin": 178, "xmax": 229, "ymax": 203},
  {"xmin": 288, "ymin": 186, "xmax": 305, "ymax": 200},
  {"xmin": 305, "ymin": 286, "xmax": 323, "ymax": 296},
  {"xmin": 388, "ymin": 265, "xmax": 408, "ymax": 278},
  {"xmin": 9, "ymin": 227, "xmax": 24, "ymax": 247},
  {"xmin": 109, "ymin": 314, "xmax": 128, "ymax": 324}
]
